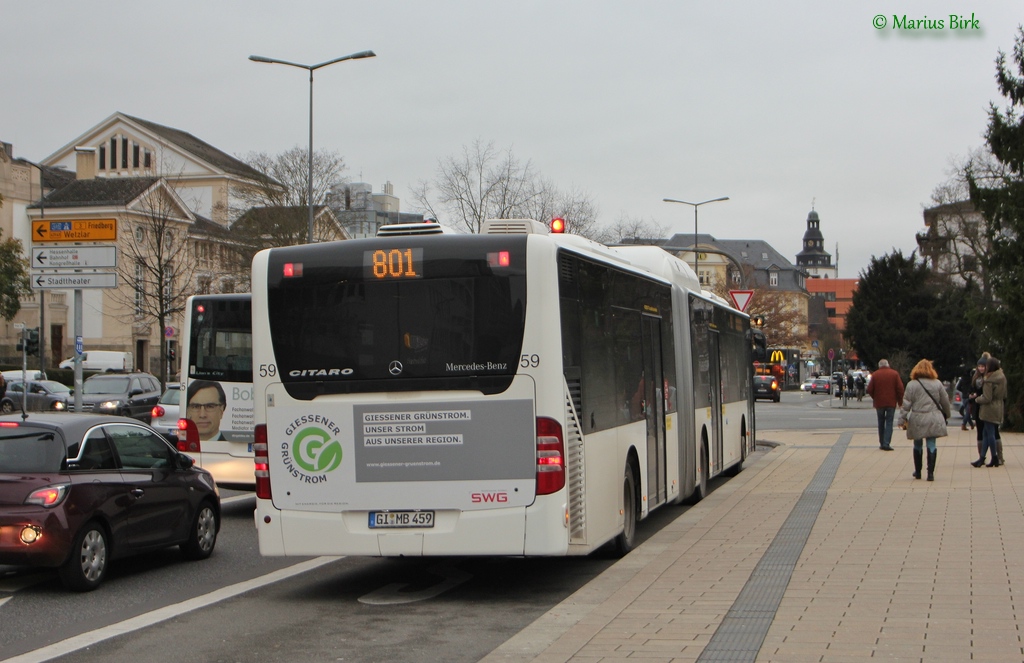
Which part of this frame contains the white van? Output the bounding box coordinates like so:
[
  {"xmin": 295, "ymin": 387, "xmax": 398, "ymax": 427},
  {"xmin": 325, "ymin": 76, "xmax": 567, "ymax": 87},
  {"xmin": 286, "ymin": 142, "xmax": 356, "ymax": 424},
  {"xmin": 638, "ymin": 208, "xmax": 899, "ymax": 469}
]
[{"xmin": 58, "ymin": 351, "xmax": 133, "ymax": 372}]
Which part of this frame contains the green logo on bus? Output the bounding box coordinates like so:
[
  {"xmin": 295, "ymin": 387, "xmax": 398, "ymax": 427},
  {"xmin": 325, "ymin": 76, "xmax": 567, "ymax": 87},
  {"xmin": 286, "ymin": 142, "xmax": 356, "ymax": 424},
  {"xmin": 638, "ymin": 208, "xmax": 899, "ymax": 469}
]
[{"xmin": 293, "ymin": 426, "xmax": 343, "ymax": 473}]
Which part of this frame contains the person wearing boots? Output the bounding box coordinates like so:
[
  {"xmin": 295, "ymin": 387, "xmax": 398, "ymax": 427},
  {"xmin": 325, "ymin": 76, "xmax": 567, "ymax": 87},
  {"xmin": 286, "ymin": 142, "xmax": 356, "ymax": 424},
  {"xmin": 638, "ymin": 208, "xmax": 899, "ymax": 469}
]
[
  {"xmin": 968, "ymin": 354, "xmax": 989, "ymax": 459},
  {"xmin": 973, "ymin": 356, "xmax": 1007, "ymax": 468},
  {"xmin": 896, "ymin": 359, "xmax": 950, "ymax": 481}
]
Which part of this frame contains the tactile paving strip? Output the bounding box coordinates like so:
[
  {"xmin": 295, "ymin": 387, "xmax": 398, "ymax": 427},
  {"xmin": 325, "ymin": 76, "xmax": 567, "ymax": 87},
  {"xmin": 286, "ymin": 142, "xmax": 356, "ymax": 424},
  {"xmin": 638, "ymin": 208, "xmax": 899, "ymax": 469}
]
[{"xmin": 696, "ymin": 432, "xmax": 853, "ymax": 662}]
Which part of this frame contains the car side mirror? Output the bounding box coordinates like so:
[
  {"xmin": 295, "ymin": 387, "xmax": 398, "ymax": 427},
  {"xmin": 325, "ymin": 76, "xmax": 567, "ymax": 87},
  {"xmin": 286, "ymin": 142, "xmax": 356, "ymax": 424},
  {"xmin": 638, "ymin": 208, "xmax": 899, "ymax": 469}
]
[
  {"xmin": 129, "ymin": 388, "xmax": 144, "ymax": 397},
  {"xmin": 177, "ymin": 453, "xmax": 195, "ymax": 470}
]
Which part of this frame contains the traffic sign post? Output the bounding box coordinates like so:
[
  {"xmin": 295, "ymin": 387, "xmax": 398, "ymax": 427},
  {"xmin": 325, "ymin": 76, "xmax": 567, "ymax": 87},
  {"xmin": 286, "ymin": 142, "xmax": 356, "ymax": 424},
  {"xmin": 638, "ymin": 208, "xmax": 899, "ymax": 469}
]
[
  {"xmin": 729, "ymin": 289, "xmax": 754, "ymax": 313},
  {"xmin": 32, "ymin": 272, "xmax": 117, "ymax": 290},
  {"xmin": 32, "ymin": 245, "xmax": 117, "ymax": 269},
  {"xmin": 32, "ymin": 219, "xmax": 117, "ymax": 242}
]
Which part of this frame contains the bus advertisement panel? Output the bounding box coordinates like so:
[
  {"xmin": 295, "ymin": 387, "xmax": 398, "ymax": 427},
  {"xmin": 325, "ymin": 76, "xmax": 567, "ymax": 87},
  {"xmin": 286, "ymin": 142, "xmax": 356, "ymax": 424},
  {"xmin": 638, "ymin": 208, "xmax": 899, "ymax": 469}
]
[{"xmin": 178, "ymin": 294, "xmax": 255, "ymax": 488}]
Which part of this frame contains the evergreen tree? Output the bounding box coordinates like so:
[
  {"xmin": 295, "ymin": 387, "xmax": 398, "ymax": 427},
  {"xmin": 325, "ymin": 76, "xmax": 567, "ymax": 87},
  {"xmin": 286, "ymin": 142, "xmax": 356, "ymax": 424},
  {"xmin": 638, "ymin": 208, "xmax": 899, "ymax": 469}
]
[
  {"xmin": 846, "ymin": 251, "xmax": 931, "ymax": 369},
  {"xmin": 968, "ymin": 26, "xmax": 1024, "ymax": 429},
  {"xmin": 845, "ymin": 251, "xmax": 974, "ymax": 380}
]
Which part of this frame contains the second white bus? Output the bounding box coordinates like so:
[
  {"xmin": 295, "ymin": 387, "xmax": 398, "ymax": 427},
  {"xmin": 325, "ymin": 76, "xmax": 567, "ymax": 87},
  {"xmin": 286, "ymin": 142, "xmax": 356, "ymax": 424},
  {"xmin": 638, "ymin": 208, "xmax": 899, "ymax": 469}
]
[
  {"xmin": 251, "ymin": 219, "xmax": 763, "ymax": 557},
  {"xmin": 177, "ymin": 293, "xmax": 255, "ymax": 489}
]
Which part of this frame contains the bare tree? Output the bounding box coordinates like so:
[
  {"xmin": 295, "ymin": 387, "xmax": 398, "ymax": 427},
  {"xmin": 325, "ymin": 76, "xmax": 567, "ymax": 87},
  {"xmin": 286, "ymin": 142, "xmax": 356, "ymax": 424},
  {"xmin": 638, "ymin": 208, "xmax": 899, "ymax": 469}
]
[
  {"xmin": 595, "ymin": 213, "xmax": 668, "ymax": 245},
  {"xmin": 112, "ymin": 181, "xmax": 199, "ymax": 386},
  {"xmin": 236, "ymin": 147, "xmax": 347, "ymax": 210},
  {"xmin": 923, "ymin": 147, "xmax": 1006, "ymax": 300},
  {"xmin": 412, "ymin": 140, "xmax": 548, "ymax": 234}
]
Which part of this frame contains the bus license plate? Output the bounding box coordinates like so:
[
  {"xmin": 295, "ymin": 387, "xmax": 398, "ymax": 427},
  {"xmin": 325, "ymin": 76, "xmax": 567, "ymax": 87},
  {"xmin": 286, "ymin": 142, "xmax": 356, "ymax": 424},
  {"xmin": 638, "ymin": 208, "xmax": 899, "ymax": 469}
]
[{"xmin": 369, "ymin": 511, "xmax": 435, "ymax": 529}]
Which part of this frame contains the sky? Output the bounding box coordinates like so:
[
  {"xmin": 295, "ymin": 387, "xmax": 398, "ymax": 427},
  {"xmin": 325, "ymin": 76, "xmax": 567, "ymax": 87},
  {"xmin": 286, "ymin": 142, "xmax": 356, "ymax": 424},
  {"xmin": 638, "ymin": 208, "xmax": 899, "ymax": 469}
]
[{"xmin": 3, "ymin": 1, "xmax": 1020, "ymax": 278}]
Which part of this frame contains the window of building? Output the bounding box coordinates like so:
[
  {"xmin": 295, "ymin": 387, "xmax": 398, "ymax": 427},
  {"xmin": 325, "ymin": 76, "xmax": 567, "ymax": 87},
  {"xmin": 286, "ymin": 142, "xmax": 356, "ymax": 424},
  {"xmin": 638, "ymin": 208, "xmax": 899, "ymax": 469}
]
[
  {"xmin": 769, "ymin": 271, "xmax": 778, "ymax": 287},
  {"xmin": 134, "ymin": 225, "xmax": 145, "ymax": 243},
  {"xmin": 197, "ymin": 276, "xmax": 211, "ymax": 295},
  {"xmin": 826, "ymin": 307, "xmax": 836, "ymax": 318}
]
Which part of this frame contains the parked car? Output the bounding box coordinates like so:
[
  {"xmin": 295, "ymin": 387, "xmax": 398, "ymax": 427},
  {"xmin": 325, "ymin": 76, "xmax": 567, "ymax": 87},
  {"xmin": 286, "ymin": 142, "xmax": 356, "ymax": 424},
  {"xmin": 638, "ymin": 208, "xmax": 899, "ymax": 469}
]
[
  {"xmin": 1, "ymin": 379, "xmax": 71, "ymax": 413},
  {"xmin": 2, "ymin": 369, "xmax": 46, "ymax": 383},
  {"xmin": 72, "ymin": 372, "xmax": 162, "ymax": 422},
  {"xmin": 57, "ymin": 351, "xmax": 133, "ymax": 372},
  {"xmin": 151, "ymin": 384, "xmax": 181, "ymax": 442},
  {"xmin": 810, "ymin": 378, "xmax": 831, "ymax": 394},
  {"xmin": 0, "ymin": 413, "xmax": 220, "ymax": 591},
  {"xmin": 753, "ymin": 375, "xmax": 781, "ymax": 402}
]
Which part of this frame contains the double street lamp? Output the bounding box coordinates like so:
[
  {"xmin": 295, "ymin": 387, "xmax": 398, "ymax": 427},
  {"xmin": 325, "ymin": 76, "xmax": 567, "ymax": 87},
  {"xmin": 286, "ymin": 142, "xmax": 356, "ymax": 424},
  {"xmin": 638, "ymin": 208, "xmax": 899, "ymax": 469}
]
[
  {"xmin": 249, "ymin": 50, "xmax": 376, "ymax": 243},
  {"xmin": 662, "ymin": 196, "xmax": 730, "ymax": 284}
]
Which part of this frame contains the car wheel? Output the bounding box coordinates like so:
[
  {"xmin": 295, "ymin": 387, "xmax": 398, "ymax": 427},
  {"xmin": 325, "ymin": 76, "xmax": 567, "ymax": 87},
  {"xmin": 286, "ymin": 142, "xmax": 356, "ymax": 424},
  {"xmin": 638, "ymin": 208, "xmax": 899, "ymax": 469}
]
[
  {"xmin": 181, "ymin": 501, "xmax": 219, "ymax": 560},
  {"xmin": 0, "ymin": 399, "xmax": 12, "ymax": 414},
  {"xmin": 58, "ymin": 522, "xmax": 108, "ymax": 592}
]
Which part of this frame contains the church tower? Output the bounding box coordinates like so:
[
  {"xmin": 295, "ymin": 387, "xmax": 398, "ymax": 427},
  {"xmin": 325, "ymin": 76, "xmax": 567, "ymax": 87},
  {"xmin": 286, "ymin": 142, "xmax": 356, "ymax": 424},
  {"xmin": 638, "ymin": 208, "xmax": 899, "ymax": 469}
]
[{"xmin": 795, "ymin": 208, "xmax": 837, "ymax": 278}]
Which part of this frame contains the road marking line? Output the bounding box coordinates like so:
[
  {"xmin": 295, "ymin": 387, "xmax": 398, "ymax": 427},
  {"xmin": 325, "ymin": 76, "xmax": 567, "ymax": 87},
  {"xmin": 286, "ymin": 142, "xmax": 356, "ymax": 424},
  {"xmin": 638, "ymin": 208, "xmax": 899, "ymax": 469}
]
[{"xmin": 3, "ymin": 556, "xmax": 340, "ymax": 663}]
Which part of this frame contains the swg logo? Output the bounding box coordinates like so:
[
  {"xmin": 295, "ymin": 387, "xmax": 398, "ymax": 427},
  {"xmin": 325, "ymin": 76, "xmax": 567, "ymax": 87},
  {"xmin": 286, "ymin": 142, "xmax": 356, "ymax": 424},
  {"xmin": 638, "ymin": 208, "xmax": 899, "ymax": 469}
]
[{"xmin": 293, "ymin": 426, "xmax": 343, "ymax": 474}]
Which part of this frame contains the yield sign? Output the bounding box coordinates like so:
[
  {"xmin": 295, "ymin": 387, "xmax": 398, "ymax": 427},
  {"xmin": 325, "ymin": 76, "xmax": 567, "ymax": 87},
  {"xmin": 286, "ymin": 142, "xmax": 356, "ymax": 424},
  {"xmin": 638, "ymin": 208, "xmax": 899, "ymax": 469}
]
[{"xmin": 729, "ymin": 289, "xmax": 754, "ymax": 312}]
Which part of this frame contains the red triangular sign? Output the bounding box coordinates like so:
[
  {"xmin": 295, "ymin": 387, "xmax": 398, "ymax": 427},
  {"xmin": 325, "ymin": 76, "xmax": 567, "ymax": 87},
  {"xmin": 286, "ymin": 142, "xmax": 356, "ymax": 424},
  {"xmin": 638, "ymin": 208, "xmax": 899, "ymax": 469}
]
[{"xmin": 729, "ymin": 290, "xmax": 754, "ymax": 313}]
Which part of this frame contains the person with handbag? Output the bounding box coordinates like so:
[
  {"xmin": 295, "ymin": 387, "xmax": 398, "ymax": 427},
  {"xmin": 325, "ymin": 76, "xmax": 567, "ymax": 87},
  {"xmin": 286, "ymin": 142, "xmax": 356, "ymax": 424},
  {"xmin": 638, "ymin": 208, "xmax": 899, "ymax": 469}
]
[
  {"xmin": 896, "ymin": 359, "xmax": 950, "ymax": 481},
  {"xmin": 972, "ymin": 356, "xmax": 1007, "ymax": 468}
]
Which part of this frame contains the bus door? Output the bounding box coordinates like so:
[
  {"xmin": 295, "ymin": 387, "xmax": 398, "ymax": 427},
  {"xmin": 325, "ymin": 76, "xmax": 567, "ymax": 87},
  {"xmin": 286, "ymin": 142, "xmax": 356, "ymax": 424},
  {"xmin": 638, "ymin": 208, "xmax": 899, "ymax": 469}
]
[
  {"xmin": 708, "ymin": 331, "xmax": 724, "ymax": 475},
  {"xmin": 641, "ymin": 315, "xmax": 667, "ymax": 506}
]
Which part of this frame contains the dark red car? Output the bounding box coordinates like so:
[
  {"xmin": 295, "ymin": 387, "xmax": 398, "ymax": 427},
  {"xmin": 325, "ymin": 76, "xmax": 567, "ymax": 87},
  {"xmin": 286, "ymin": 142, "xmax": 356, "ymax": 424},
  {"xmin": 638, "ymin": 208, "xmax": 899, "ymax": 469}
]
[{"xmin": 0, "ymin": 413, "xmax": 220, "ymax": 591}]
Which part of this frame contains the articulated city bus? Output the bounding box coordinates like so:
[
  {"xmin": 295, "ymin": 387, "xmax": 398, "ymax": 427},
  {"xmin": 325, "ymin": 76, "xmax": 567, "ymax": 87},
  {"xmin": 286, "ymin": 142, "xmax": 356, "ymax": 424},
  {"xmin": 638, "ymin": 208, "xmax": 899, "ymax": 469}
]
[
  {"xmin": 176, "ymin": 294, "xmax": 255, "ymax": 488},
  {"xmin": 251, "ymin": 219, "xmax": 763, "ymax": 557}
]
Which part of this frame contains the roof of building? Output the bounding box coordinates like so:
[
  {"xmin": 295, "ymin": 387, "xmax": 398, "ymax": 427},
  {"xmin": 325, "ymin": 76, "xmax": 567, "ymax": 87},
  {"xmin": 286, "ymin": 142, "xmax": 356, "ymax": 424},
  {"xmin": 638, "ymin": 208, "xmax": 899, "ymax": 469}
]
[
  {"xmin": 663, "ymin": 233, "xmax": 806, "ymax": 292},
  {"xmin": 30, "ymin": 176, "xmax": 159, "ymax": 208},
  {"xmin": 121, "ymin": 114, "xmax": 273, "ymax": 184}
]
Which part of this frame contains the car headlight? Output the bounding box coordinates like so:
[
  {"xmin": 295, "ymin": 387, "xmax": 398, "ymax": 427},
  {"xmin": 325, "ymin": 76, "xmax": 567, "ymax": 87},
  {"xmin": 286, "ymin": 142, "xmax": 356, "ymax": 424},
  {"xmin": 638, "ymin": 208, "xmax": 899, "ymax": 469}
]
[
  {"xmin": 52, "ymin": 401, "xmax": 67, "ymax": 411},
  {"xmin": 99, "ymin": 400, "xmax": 122, "ymax": 410}
]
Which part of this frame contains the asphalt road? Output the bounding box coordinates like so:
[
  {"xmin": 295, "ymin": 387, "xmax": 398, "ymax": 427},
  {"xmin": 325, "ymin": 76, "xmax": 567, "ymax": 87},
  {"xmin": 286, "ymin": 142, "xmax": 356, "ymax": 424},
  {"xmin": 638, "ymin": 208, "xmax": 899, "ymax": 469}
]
[{"xmin": 0, "ymin": 391, "xmax": 864, "ymax": 663}]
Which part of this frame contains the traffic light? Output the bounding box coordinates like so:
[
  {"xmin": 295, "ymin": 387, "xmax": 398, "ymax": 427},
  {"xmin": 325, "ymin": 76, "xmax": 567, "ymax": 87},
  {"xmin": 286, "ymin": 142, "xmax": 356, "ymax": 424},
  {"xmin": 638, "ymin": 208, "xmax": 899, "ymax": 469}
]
[
  {"xmin": 25, "ymin": 328, "xmax": 39, "ymax": 356},
  {"xmin": 168, "ymin": 347, "xmax": 176, "ymax": 363}
]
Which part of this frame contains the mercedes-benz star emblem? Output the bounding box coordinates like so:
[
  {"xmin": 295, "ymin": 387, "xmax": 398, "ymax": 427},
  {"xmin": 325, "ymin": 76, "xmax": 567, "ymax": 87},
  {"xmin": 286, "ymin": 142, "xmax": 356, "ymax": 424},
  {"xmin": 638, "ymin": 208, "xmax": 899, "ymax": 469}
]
[{"xmin": 389, "ymin": 360, "xmax": 404, "ymax": 376}]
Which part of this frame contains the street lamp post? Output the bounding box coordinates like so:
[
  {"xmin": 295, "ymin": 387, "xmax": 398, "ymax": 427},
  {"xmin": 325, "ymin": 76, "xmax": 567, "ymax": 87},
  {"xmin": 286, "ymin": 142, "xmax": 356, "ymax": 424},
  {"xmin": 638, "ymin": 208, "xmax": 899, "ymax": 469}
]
[
  {"xmin": 662, "ymin": 196, "xmax": 729, "ymax": 284},
  {"xmin": 249, "ymin": 50, "xmax": 376, "ymax": 243}
]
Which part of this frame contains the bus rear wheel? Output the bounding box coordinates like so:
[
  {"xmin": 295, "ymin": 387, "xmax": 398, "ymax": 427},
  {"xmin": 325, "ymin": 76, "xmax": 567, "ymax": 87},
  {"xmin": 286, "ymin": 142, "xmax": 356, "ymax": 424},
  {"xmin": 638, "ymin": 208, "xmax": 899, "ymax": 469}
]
[
  {"xmin": 614, "ymin": 463, "xmax": 638, "ymax": 556},
  {"xmin": 688, "ymin": 440, "xmax": 709, "ymax": 504}
]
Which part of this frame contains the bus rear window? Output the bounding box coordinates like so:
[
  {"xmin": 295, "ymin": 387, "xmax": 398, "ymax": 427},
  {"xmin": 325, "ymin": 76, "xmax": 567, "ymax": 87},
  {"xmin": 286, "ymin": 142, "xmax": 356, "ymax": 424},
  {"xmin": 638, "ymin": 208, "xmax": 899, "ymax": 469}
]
[{"xmin": 266, "ymin": 236, "xmax": 528, "ymax": 398}]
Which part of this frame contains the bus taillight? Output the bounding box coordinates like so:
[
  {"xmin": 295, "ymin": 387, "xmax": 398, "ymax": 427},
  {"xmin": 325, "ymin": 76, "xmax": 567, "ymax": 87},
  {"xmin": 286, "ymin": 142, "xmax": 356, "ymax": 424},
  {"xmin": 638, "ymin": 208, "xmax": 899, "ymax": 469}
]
[
  {"xmin": 254, "ymin": 424, "xmax": 271, "ymax": 500},
  {"xmin": 536, "ymin": 417, "xmax": 565, "ymax": 495},
  {"xmin": 177, "ymin": 418, "xmax": 201, "ymax": 453}
]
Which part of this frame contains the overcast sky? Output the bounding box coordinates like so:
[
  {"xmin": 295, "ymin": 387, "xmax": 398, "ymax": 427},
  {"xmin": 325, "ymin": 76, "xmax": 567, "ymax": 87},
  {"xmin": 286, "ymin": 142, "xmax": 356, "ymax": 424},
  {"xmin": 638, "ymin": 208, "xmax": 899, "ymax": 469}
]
[{"xmin": 3, "ymin": 1, "xmax": 1019, "ymax": 277}]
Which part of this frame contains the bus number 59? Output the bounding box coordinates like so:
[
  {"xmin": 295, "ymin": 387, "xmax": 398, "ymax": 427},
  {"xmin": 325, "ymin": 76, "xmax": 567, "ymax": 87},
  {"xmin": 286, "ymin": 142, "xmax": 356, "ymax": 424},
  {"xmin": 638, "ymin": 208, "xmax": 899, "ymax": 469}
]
[
  {"xmin": 259, "ymin": 364, "xmax": 277, "ymax": 378},
  {"xmin": 520, "ymin": 354, "xmax": 540, "ymax": 368}
]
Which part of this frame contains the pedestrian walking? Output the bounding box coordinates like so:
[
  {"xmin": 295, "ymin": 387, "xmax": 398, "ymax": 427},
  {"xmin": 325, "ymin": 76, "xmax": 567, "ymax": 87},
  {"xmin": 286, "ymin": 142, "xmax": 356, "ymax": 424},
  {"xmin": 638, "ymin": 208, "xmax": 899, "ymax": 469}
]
[
  {"xmin": 972, "ymin": 356, "xmax": 1007, "ymax": 468},
  {"xmin": 896, "ymin": 359, "xmax": 950, "ymax": 481},
  {"xmin": 867, "ymin": 358, "xmax": 904, "ymax": 450}
]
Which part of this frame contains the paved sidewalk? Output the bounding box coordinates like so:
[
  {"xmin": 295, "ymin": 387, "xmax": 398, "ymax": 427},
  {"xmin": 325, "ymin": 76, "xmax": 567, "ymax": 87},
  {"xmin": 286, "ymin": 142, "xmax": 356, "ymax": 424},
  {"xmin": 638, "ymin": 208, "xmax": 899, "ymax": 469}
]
[{"xmin": 481, "ymin": 424, "xmax": 1024, "ymax": 663}]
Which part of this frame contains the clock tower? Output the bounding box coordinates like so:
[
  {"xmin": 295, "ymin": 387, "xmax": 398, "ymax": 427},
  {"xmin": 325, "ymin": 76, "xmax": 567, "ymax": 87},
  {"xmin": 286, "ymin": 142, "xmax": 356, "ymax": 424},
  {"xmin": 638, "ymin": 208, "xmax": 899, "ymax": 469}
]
[{"xmin": 795, "ymin": 209, "xmax": 837, "ymax": 278}]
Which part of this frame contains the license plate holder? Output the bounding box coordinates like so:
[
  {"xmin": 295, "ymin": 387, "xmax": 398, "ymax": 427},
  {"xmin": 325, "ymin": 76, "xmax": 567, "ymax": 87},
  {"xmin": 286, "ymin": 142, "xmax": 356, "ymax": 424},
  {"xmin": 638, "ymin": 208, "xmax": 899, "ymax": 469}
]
[{"xmin": 368, "ymin": 510, "xmax": 435, "ymax": 529}]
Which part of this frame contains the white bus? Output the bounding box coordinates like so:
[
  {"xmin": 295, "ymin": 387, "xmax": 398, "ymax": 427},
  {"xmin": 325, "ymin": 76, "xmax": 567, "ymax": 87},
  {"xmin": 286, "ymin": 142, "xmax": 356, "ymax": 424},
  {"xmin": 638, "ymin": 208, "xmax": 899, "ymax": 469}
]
[
  {"xmin": 177, "ymin": 293, "xmax": 255, "ymax": 488},
  {"xmin": 251, "ymin": 219, "xmax": 763, "ymax": 557}
]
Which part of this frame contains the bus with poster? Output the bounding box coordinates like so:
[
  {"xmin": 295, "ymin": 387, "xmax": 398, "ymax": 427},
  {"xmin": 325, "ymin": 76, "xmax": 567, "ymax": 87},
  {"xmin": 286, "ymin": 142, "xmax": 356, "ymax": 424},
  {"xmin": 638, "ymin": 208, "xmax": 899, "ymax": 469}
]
[
  {"xmin": 177, "ymin": 293, "xmax": 255, "ymax": 488},
  {"xmin": 250, "ymin": 219, "xmax": 764, "ymax": 557}
]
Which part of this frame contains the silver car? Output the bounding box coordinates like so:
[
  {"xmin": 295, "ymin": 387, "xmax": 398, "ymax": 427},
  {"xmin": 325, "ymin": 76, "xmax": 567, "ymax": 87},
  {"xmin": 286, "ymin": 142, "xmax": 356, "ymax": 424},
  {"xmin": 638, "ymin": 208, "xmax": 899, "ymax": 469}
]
[{"xmin": 151, "ymin": 385, "xmax": 181, "ymax": 442}]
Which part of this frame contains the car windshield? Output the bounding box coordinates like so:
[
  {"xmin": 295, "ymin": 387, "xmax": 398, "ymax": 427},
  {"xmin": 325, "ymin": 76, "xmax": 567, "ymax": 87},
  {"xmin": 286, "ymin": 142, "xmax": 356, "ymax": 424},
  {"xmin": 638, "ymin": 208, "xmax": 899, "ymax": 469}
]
[
  {"xmin": 39, "ymin": 381, "xmax": 71, "ymax": 394},
  {"xmin": 159, "ymin": 388, "xmax": 180, "ymax": 405},
  {"xmin": 83, "ymin": 377, "xmax": 130, "ymax": 395},
  {"xmin": 0, "ymin": 426, "xmax": 65, "ymax": 473}
]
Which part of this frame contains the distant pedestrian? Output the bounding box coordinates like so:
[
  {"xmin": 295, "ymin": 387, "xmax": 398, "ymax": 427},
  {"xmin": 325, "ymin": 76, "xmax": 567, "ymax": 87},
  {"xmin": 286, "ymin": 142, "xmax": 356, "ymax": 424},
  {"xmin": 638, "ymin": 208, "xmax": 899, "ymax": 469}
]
[
  {"xmin": 972, "ymin": 356, "xmax": 1007, "ymax": 468},
  {"xmin": 867, "ymin": 359, "xmax": 904, "ymax": 450},
  {"xmin": 897, "ymin": 359, "xmax": 950, "ymax": 481}
]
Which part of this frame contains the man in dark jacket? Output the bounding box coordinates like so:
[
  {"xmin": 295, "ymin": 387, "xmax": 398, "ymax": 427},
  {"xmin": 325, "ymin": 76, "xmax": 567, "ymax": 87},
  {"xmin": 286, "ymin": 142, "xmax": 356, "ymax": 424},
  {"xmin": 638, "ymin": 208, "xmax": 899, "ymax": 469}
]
[{"xmin": 867, "ymin": 359, "xmax": 905, "ymax": 450}]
